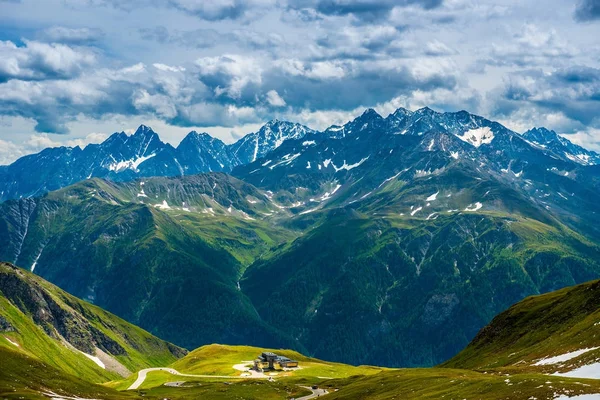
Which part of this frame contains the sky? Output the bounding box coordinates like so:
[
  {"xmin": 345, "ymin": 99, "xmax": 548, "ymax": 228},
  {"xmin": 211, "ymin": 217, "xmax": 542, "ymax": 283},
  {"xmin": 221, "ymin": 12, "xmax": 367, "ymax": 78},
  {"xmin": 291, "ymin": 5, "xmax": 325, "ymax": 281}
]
[{"xmin": 0, "ymin": 0, "xmax": 599, "ymax": 164}]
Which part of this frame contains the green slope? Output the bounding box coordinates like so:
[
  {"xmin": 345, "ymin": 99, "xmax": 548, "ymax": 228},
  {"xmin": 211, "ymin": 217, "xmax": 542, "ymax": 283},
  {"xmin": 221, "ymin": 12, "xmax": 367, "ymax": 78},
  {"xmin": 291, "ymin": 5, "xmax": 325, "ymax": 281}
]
[
  {"xmin": 445, "ymin": 278, "xmax": 600, "ymax": 374},
  {"xmin": 0, "ymin": 262, "xmax": 185, "ymax": 384},
  {"xmin": 0, "ymin": 346, "xmax": 139, "ymax": 400}
]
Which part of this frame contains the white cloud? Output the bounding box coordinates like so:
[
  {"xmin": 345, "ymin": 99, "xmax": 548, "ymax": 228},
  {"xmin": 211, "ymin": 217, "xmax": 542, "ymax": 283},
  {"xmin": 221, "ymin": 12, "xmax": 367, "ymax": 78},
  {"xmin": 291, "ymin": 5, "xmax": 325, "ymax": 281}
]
[
  {"xmin": 0, "ymin": 39, "xmax": 96, "ymax": 81},
  {"xmin": 265, "ymin": 90, "xmax": 286, "ymax": 106}
]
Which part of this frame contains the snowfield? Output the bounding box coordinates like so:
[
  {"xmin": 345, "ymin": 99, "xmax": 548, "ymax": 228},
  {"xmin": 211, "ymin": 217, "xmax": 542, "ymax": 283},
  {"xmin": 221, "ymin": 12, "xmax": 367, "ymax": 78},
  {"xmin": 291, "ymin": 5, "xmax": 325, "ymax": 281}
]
[
  {"xmin": 457, "ymin": 127, "xmax": 495, "ymax": 148},
  {"xmin": 534, "ymin": 347, "xmax": 600, "ymax": 366}
]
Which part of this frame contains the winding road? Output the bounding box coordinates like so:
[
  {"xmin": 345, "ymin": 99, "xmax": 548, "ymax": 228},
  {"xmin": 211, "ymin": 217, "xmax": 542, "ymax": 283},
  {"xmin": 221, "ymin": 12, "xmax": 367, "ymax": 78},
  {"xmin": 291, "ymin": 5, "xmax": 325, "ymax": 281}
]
[
  {"xmin": 127, "ymin": 366, "xmax": 268, "ymax": 390},
  {"xmin": 296, "ymin": 386, "xmax": 329, "ymax": 400},
  {"xmin": 127, "ymin": 364, "xmax": 330, "ymax": 400}
]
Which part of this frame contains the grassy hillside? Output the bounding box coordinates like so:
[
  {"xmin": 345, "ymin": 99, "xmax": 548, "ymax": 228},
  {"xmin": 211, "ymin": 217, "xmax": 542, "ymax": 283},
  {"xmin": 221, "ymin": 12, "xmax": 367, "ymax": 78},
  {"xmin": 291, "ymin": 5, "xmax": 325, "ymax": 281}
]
[
  {"xmin": 0, "ymin": 346, "xmax": 139, "ymax": 400},
  {"xmin": 322, "ymin": 368, "xmax": 600, "ymax": 400},
  {"xmin": 445, "ymin": 278, "xmax": 600, "ymax": 374},
  {"xmin": 0, "ymin": 262, "xmax": 185, "ymax": 384}
]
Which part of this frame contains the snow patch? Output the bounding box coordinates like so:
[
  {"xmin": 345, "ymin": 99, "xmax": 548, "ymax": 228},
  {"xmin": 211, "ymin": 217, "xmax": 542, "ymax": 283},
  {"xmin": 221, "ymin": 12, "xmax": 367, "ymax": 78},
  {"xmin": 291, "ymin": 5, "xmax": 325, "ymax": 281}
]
[
  {"xmin": 535, "ymin": 347, "xmax": 600, "ymax": 366},
  {"xmin": 427, "ymin": 139, "xmax": 435, "ymax": 151},
  {"xmin": 4, "ymin": 336, "xmax": 19, "ymax": 347},
  {"xmin": 464, "ymin": 202, "xmax": 483, "ymax": 212},
  {"xmin": 154, "ymin": 200, "xmax": 171, "ymax": 210},
  {"xmin": 320, "ymin": 184, "xmax": 342, "ymax": 201},
  {"xmin": 378, "ymin": 172, "xmax": 402, "ymax": 189},
  {"xmin": 553, "ymin": 361, "xmax": 600, "ymax": 379},
  {"xmin": 457, "ymin": 127, "xmax": 495, "ymax": 148},
  {"xmin": 303, "ymin": 140, "xmax": 316, "ymax": 146},
  {"xmin": 410, "ymin": 206, "xmax": 423, "ymax": 216},
  {"xmin": 269, "ymin": 153, "xmax": 301, "ymax": 169},
  {"xmin": 332, "ymin": 156, "xmax": 369, "ymax": 172},
  {"xmin": 426, "ymin": 191, "xmax": 439, "ymax": 201},
  {"xmin": 79, "ymin": 350, "xmax": 105, "ymax": 369},
  {"xmin": 108, "ymin": 153, "xmax": 156, "ymax": 172}
]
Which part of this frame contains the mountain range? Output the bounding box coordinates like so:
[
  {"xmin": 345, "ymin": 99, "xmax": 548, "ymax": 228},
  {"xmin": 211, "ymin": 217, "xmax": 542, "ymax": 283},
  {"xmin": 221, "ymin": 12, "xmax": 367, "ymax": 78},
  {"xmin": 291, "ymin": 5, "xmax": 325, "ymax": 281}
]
[
  {"xmin": 1, "ymin": 108, "xmax": 597, "ymax": 204},
  {"xmin": 0, "ymin": 120, "xmax": 315, "ymax": 202},
  {"xmin": 2, "ymin": 107, "xmax": 600, "ymax": 369}
]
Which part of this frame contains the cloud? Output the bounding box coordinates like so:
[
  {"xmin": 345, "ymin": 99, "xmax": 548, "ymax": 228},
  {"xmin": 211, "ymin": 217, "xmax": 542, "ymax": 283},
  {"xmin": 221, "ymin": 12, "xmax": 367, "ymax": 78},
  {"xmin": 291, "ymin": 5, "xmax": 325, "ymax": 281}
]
[
  {"xmin": 39, "ymin": 26, "xmax": 105, "ymax": 44},
  {"xmin": 139, "ymin": 26, "xmax": 285, "ymax": 52},
  {"xmin": 491, "ymin": 65, "xmax": 600, "ymax": 134},
  {"xmin": 166, "ymin": 0, "xmax": 275, "ymax": 20},
  {"xmin": 265, "ymin": 90, "xmax": 286, "ymax": 106},
  {"xmin": 287, "ymin": 0, "xmax": 444, "ymax": 23},
  {"xmin": 0, "ymin": 40, "xmax": 96, "ymax": 83},
  {"xmin": 481, "ymin": 24, "xmax": 576, "ymax": 68},
  {"xmin": 575, "ymin": 0, "xmax": 600, "ymax": 22}
]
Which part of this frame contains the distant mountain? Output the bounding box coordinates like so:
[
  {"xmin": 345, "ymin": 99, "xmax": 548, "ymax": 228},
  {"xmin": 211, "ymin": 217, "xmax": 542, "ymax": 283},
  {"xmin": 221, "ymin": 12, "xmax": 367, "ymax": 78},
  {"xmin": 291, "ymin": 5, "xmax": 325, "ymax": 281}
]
[
  {"xmin": 523, "ymin": 127, "xmax": 600, "ymax": 165},
  {"xmin": 0, "ymin": 121, "xmax": 316, "ymax": 202},
  {"xmin": 230, "ymin": 120, "xmax": 316, "ymax": 164}
]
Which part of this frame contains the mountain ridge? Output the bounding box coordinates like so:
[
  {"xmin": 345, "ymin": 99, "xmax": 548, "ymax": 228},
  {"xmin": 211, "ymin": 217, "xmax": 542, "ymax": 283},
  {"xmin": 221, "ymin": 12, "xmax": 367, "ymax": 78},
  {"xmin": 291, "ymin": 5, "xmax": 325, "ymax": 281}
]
[{"xmin": 2, "ymin": 108, "xmax": 598, "ymax": 203}]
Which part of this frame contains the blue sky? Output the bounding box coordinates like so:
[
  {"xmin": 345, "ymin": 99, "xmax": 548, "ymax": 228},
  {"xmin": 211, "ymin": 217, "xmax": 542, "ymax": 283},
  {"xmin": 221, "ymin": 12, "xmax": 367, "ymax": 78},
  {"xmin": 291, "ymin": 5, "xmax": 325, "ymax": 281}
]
[{"xmin": 0, "ymin": 0, "xmax": 599, "ymax": 164}]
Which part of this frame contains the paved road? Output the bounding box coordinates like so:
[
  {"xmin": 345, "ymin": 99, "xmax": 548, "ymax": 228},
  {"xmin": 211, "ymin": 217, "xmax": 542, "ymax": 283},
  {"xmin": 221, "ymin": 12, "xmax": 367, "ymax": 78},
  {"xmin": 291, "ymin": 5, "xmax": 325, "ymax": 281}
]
[
  {"xmin": 127, "ymin": 367, "xmax": 268, "ymax": 390},
  {"xmin": 296, "ymin": 386, "xmax": 329, "ymax": 400}
]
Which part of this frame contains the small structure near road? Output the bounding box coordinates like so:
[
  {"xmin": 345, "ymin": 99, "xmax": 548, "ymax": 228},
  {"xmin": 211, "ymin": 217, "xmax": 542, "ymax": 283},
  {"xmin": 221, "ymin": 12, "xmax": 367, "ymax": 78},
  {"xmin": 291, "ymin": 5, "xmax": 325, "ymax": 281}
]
[{"xmin": 254, "ymin": 352, "xmax": 299, "ymax": 371}]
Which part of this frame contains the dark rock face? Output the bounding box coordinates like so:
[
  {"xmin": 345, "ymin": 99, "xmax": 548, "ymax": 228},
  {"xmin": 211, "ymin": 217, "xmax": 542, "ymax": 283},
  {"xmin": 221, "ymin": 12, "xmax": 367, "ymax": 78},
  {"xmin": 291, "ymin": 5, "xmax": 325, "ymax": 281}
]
[{"xmin": 0, "ymin": 263, "xmax": 125, "ymax": 356}]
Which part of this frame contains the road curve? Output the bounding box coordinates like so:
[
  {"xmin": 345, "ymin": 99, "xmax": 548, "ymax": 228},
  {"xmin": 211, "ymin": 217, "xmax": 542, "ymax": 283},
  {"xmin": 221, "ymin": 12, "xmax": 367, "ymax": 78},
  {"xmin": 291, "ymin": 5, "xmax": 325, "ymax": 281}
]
[
  {"xmin": 296, "ymin": 386, "xmax": 329, "ymax": 400},
  {"xmin": 127, "ymin": 367, "xmax": 268, "ymax": 390}
]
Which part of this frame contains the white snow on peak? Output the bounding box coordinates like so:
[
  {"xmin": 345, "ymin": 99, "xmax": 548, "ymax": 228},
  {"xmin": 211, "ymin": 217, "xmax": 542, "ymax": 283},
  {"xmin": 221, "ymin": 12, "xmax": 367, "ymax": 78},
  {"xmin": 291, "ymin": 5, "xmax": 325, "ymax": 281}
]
[
  {"xmin": 262, "ymin": 160, "xmax": 272, "ymax": 167},
  {"xmin": 457, "ymin": 127, "xmax": 495, "ymax": 148},
  {"xmin": 565, "ymin": 152, "xmax": 592, "ymax": 165},
  {"xmin": 534, "ymin": 347, "xmax": 600, "ymax": 366},
  {"xmin": 426, "ymin": 191, "xmax": 439, "ymax": 201},
  {"xmin": 450, "ymin": 151, "xmax": 460, "ymax": 159},
  {"xmin": 464, "ymin": 202, "xmax": 483, "ymax": 212},
  {"xmin": 303, "ymin": 140, "xmax": 316, "ymax": 146},
  {"xmin": 137, "ymin": 188, "xmax": 147, "ymax": 198},
  {"xmin": 306, "ymin": 161, "xmax": 311, "ymax": 169},
  {"xmin": 108, "ymin": 153, "xmax": 156, "ymax": 172},
  {"xmin": 323, "ymin": 159, "xmax": 332, "ymax": 168}
]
